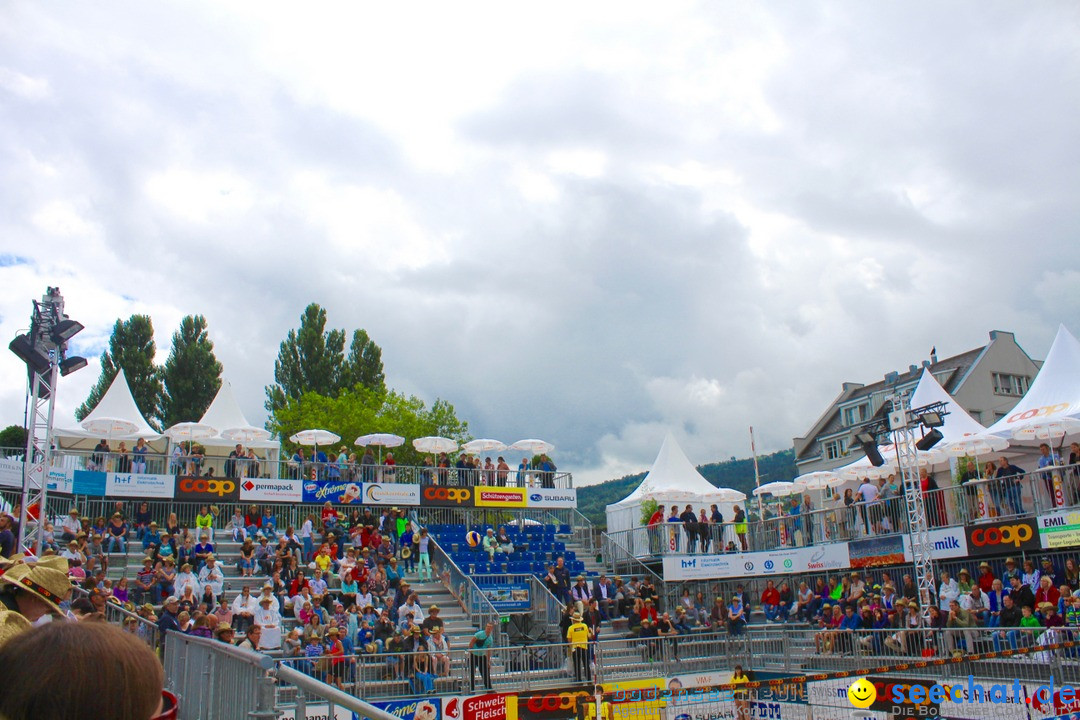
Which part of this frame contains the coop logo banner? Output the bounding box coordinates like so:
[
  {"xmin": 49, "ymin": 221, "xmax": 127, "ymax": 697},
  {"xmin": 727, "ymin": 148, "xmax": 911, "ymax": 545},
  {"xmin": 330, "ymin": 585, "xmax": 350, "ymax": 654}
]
[
  {"xmin": 474, "ymin": 487, "xmax": 527, "ymax": 508},
  {"xmin": 239, "ymin": 478, "xmax": 301, "ymax": 502},
  {"xmin": 107, "ymin": 472, "xmax": 175, "ymax": 499},
  {"xmin": 527, "ymin": 488, "xmax": 577, "ymax": 509},
  {"xmin": 177, "ymin": 476, "xmax": 238, "ymax": 502},
  {"xmin": 516, "ymin": 686, "xmax": 592, "ymax": 720},
  {"xmin": 362, "ymin": 482, "xmax": 421, "ymax": 506},
  {"xmin": 420, "ymin": 484, "xmax": 472, "ymax": 507},
  {"xmin": 965, "ymin": 520, "xmax": 1039, "ymax": 555}
]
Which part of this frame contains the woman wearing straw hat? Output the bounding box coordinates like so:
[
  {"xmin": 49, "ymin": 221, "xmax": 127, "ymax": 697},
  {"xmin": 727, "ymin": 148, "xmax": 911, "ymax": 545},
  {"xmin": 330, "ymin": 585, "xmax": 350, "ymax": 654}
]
[{"xmin": 0, "ymin": 560, "xmax": 72, "ymax": 624}]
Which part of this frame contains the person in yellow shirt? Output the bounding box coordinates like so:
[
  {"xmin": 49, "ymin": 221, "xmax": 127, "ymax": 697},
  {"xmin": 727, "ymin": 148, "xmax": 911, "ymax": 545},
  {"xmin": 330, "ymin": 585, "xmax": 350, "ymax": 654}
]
[
  {"xmin": 730, "ymin": 665, "xmax": 751, "ymax": 720},
  {"xmin": 566, "ymin": 612, "xmax": 594, "ymax": 683}
]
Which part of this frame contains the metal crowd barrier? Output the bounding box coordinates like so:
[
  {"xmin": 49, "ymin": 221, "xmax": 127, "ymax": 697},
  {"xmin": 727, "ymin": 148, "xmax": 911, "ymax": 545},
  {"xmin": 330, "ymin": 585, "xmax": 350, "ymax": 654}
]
[{"xmin": 163, "ymin": 630, "xmax": 278, "ymax": 720}]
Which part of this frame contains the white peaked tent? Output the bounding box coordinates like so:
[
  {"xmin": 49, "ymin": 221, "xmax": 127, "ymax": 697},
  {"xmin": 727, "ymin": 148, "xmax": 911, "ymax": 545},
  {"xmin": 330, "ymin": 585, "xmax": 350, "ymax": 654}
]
[
  {"xmin": 985, "ymin": 324, "xmax": 1080, "ymax": 441},
  {"xmin": 55, "ymin": 369, "xmax": 165, "ymax": 450},
  {"xmin": 605, "ymin": 433, "xmax": 740, "ymax": 535},
  {"xmin": 197, "ymin": 381, "xmax": 279, "ymax": 450}
]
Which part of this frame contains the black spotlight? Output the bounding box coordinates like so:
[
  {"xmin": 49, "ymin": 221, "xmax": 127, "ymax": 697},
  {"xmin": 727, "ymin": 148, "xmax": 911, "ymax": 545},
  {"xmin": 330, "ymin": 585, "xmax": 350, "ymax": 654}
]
[
  {"xmin": 915, "ymin": 429, "xmax": 944, "ymax": 452},
  {"xmin": 854, "ymin": 431, "xmax": 885, "ymax": 467},
  {"xmin": 918, "ymin": 412, "xmax": 945, "ymax": 428},
  {"xmin": 59, "ymin": 356, "xmax": 88, "ymax": 376},
  {"xmin": 9, "ymin": 334, "xmax": 51, "ymax": 374}
]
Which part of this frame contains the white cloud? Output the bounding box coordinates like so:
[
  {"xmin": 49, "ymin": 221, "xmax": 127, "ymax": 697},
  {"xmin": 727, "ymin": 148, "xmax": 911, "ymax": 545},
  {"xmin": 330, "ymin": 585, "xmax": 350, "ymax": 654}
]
[{"xmin": 0, "ymin": 1, "xmax": 1077, "ymax": 487}]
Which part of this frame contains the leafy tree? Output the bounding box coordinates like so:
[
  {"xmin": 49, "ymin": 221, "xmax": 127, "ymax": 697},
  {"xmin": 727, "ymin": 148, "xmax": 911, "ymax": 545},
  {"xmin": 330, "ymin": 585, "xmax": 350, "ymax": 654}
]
[
  {"xmin": 265, "ymin": 303, "xmax": 387, "ymax": 421},
  {"xmin": 640, "ymin": 498, "xmax": 658, "ymax": 525},
  {"xmin": 159, "ymin": 315, "xmax": 223, "ymax": 428},
  {"xmin": 269, "ymin": 386, "xmax": 469, "ymax": 466},
  {"xmin": 265, "ymin": 303, "xmax": 346, "ymax": 416},
  {"xmin": 0, "ymin": 425, "xmax": 27, "ymax": 455},
  {"xmin": 76, "ymin": 315, "xmax": 163, "ymax": 429},
  {"xmin": 342, "ymin": 329, "xmax": 386, "ymax": 395}
]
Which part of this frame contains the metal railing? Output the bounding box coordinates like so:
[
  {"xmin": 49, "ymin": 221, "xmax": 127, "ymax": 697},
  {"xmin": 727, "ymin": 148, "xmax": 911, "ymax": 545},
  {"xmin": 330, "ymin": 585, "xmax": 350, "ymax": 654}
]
[
  {"xmin": 274, "ymin": 663, "xmax": 399, "ymax": 720},
  {"xmin": 601, "ymin": 531, "xmax": 670, "ymax": 610},
  {"xmin": 427, "ymin": 537, "xmax": 502, "ymax": 641},
  {"xmin": 30, "ymin": 446, "xmax": 575, "ymax": 488},
  {"xmin": 472, "ymin": 573, "xmax": 566, "ymax": 632},
  {"xmin": 163, "ymin": 630, "xmax": 279, "ymax": 720}
]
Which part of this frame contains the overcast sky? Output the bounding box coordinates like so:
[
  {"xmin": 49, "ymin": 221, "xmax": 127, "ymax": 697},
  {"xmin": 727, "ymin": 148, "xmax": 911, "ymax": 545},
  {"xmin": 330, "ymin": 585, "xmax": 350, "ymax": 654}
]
[{"xmin": 1, "ymin": 2, "xmax": 1078, "ymax": 485}]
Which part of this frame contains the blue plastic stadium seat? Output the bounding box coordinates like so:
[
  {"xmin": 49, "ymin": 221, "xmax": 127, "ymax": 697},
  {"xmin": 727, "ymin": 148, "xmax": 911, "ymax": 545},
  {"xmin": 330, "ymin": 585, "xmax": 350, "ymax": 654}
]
[
  {"xmin": 558, "ymin": 524, "xmax": 571, "ymax": 534},
  {"xmin": 553, "ymin": 542, "xmax": 566, "ymax": 553}
]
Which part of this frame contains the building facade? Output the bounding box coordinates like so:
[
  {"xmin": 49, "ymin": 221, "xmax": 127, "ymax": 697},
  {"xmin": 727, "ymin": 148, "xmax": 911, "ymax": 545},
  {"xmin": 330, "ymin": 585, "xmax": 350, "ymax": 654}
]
[{"xmin": 793, "ymin": 330, "xmax": 1041, "ymax": 475}]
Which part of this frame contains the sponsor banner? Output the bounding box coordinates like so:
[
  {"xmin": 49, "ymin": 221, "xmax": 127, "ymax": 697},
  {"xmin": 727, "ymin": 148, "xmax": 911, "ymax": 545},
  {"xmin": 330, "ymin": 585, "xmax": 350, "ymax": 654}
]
[
  {"xmin": 106, "ymin": 472, "xmax": 175, "ymax": 499},
  {"xmin": 804, "ymin": 542, "xmax": 850, "ymax": 572},
  {"xmin": 239, "ymin": 478, "xmax": 302, "ymax": 503},
  {"xmin": 442, "ymin": 693, "xmax": 515, "ymax": 720},
  {"xmin": 849, "ymin": 536, "xmax": 905, "ymax": 568},
  {"xmin": 902, "ymin": 527, "xmax": 968, "ymax": 561},
  {"xmin": 516, "ymin": 686, "xmax": 593, "ymax": 720},
  {"xmin": 663, "ymin": 544, "xmax": 850, "ymax": 581},
  {"xmin": 302, "ymin": 480, "xmax": 364, "ymax": 505},
  {"xmin": 1037, "ymin": 509, "xmax": 1080, "ymax": 549},
  {"xmin": 665, "ymin": 698, "xmax": 804, "ymax": 720},
  {"xmin": 474, "ymin": 486, "xmax": 527, "ymax": 508},
  {"xmin": 867, "ymin": 676, "xmax": 941, "ymax": 719},
  {"xmin": 278, "ymin": 704, "xmax": 353, "ymax": 720},
  {"xmin": 0, "ymin": 458, "xmax": 21, "ymax": 489},
  {"xmin": 526, "ymin": 488, "xmax": 577, "ymax": 509},
  {"xmin": 479, "ymin": 583, "xmax": 530, "ymax": 611},
  {"xmin": 175, "ymin": 475, "xmax": 239, "ymax": 502},
  {"xmin": 73, "ymin": 469, "xmax": 106, "ymax": 496},
  {"xmin": 965, "ymin": 519, "xmax": 1040, "ymax": 556},
  {"xmin": 420, "ymin": 484, "xmax": 474, "ymax": 507},
  {"xmin": 1027, "ymin": 681, "xmax": 1080, "ymax": 720},
  {"xmin": 365, "ymin": 699, "xmax": 442, "ymax": 720},
  {"xmin": 47, "ymin": 467, "xmax": 74, "ymax": 494},
  {"xmin": 363, "ymin": 482, "xmax": 421, "ymax": 506}
]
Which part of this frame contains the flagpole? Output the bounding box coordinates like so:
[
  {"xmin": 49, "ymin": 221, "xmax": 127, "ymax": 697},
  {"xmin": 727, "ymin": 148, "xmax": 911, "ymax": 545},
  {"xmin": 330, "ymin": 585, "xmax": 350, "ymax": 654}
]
[{"xmin": 750, "ymin": 426, "xmax": 763, "ymax": 520}]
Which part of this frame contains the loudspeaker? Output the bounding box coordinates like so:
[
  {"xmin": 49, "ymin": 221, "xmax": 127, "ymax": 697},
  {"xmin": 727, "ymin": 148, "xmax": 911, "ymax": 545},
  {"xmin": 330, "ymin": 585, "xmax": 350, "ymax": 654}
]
[
  {"xmin": 506, "ymin": 614, "xmax": 539, "ymax": 645},
  {"xmin": 915, "ymin": 429, "xmax": 944, "ymax": 452},
  {"xmin": 861, "ymin": 442, "xmax": 886, "ymax": 467}
]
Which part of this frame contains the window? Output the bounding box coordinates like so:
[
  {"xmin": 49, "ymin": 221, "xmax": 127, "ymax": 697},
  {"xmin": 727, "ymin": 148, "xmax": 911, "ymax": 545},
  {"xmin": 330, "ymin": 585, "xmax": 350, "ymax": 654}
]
[
  {"xmin": 843, "ymin": 403, "xmax": 870, "ymax": 427},
  {"xmin": 992, "ymin": 373, "xmax": 1030, "ymax": 397},
  {"xmin": 824, "ymin": 439, "xmax": 847, "ymax": 461}
]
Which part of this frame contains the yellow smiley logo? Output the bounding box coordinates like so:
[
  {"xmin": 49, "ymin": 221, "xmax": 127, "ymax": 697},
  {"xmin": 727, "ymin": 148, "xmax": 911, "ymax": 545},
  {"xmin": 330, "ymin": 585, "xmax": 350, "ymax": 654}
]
[{"xmin": 847, "ymin": 678, "xmax": 877, "ymax": 709}]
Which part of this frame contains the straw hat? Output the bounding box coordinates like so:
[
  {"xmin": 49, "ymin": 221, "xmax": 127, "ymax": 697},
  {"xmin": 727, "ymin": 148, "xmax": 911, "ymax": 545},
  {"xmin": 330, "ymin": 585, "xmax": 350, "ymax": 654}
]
[
  {"xmin": 328, "ymin": 627, "xmax": 340, "ymax": 636},
  {"xmin": 0, "ymin": 562, "xmax": 71, "ymax": 615},
  {"xmin": 214, "ymin": 623, "xmax": 234, "ymax": 637},
  {"xmin": 0, "ymin": 553, "xmax": 25, "ymax": 572},
  {"xmin": 0, "ymin": 609, "xmax": 31, "ymax": 647},
  {"xmin": 572, "ymin": 612, "xmax": 583, "ymax": 621},
  {"xmin": 33, "ymin": 556, "xmax": 69, "ymax": 574}
]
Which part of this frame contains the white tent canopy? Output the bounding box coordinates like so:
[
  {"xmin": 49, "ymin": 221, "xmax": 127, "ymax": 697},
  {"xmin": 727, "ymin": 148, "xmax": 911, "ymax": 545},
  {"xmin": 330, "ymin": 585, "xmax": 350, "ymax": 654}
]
[
  {"xmin": 196, "ymin": 381, "xmax": 279, "ymax": 450},
  {"xmin": 605, "ymin": 433, "xmax": 742, "ymax": 535},
  {"xmin": 54, "ymin": 369, "xmax": 165, "ymax": 449},
  {"xmin": 986, "ymin": 324, "xmax": 1080, "ymax": 443}
]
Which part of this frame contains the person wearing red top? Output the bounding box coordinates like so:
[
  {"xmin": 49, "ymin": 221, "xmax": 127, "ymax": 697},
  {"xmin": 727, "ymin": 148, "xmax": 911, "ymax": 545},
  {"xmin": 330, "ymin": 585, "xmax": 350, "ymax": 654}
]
[
  {"xmin": 647, "ymin": 505, "xmax": 666, "ymax": 555},
  {"xmin": 321, "ymin": 502, "xmax": 339, "ymax": 532},
  {"xmin": 324, "ymin": 627, "xmax": 346, "ymax": 689},
  {"xmin": 762, "ymin": 580, "xmax": 781, "ymax": 622},
  {"xmin": 639, "ymin": 598, "xmax": 658, "ymax": 624},
  {"xmin": 289, "ymin": 572, "xmax": 311, "ymax": 598},
  {"xmin": 977, "ymin": 562, "xmax": 996, "ymax": 593},
  {"xmin": 1035, "ymin": 576, "xmax": 1060, "ymax": 608}
]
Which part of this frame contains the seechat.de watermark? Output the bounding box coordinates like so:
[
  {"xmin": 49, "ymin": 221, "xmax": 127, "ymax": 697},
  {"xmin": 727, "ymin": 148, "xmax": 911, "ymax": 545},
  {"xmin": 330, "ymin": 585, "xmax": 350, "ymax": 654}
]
[{"xmin": 849, "ymin": 676, "xmax": 1075, "ymax": 711}]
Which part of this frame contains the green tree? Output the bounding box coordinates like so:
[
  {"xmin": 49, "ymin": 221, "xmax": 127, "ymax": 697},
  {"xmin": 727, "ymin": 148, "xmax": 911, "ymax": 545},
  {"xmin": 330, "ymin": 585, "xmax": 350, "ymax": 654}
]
[
  {"xmin": 342, "ymin": 329, "xmax": 386, "ymax": 395},
  {"xmin": 159, "ymin": 315, "xmax": 223, "ymax": 428},
  {"xmin": 264, "ymin": 303, "xmax": 346, "ymax": 416},
  {"xmin": 0, "ymin": 425, "xmax": 27, "ymax": 455},
  {"xmin": 76, "ymin": 315, "xmax": 163, "ymax": 429},
  {"xmin": 269, "ymin": 386, "xmax": 469, "ymax": 466}
]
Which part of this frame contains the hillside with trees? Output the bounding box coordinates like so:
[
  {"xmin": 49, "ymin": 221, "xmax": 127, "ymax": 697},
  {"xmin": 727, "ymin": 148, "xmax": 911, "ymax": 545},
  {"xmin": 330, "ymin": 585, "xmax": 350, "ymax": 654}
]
[{"xmin": 576, "ymin": 448, "xmax": 797, "ymax": 528}]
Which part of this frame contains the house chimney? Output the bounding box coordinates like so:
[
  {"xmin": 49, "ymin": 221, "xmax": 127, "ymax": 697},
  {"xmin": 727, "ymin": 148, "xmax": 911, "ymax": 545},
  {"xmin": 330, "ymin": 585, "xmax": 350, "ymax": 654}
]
[
  {"xmin": 909, "ymin": 364, "xmax": 918, "ymax": 373},
  {"xmin": 930, "ymin": 347, "xmax": 938, "ymax": 364}
]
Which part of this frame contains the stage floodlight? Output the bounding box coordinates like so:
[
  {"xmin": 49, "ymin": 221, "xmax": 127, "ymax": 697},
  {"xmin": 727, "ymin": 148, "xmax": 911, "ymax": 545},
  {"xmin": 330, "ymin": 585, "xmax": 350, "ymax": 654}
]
[
  {"xmin": 915, "ymin": 429, "xmax": 944, "ymax": 452},
  {"xmin": 918, "ymin": 412, "xmax": 944, "ymax": 428},
  {"xmin": 59, "ymin": 355, "xmax": 88, "ymax": 376},
  {"xmin": 51, "ymin": 318, "xmax": 84, "ymax": 344},
  {"xmin": 9, "ymin": 334, "xmax": 51, "ymax": 374}
]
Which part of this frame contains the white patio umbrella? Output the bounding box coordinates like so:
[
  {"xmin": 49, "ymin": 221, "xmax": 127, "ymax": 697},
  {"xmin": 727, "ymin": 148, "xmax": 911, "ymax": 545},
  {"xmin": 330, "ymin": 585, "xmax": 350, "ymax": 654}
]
[
  {"xmin": 508, "ymin": 439, "xmax": 555, "ymax": 455},
  {"xmin": 412, "ymin": 436, "xmax": 459, "ymax": 454},
  {"xmin": 942, "ymin": 434, "xmax": 1010, "ymax": 458},
  {"xmin": 221, "ymin": 426, "xmax": 272, "ymax": 444},
  {"xmin": 713, "ymin": 487, "xmax": 747, "ymax": 502},
  {"xmin": 290, "ymin": 429, "xmax": 341, "ymax": 446},
  {"xmin": 461, "ymin": 439, "xmax": 507, "ymax": 456},
  {"xmin": 1011, "ymin": 418, "xmax": 1080, "ymax": 444},
  {"xmin": 80, "ymin": 417, "xmax": 139, "ymax": 437},
  {"xmin": 165, "ymin": 421, "xmax": 219, "ymax": 443},
  {"xmin": 354, "ymin": 433, "xmax": 405, "ymax": 462},
  {"xmin": 753, "ymin": 480, "xmax": 799, "ymax": 497},
  {"xmin": 794, "ymin": 471, "xmax": 843, "ymax": 491}
]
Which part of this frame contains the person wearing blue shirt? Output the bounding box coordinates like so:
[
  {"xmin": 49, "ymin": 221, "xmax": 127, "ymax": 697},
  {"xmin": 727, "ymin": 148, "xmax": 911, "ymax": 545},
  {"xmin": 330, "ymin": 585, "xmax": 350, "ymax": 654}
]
[
  {"xmin": 727, "ymin": 597, "xmax": 746, "ymax": 635},
  {"xmin": 142, "ymin": 523, "xmax": 162, "ymax": 552},
  {"xmin": 399, "ymin": 528, "xmax": 415, "ymax": 573},
  {"xmin": 837, "ymin": 605, "xmax": 861, "ymax": 654},
  {"xmin": 260, "ymin": 508, "xmax": 277, "ymax": 540},
  {"xmin": 1039, "ymin": 443, "xmax": 1063, "ymax": 507},
  {"xmin": 789, "ymin": 496, "xmax": 803, "ymax": 547}
]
